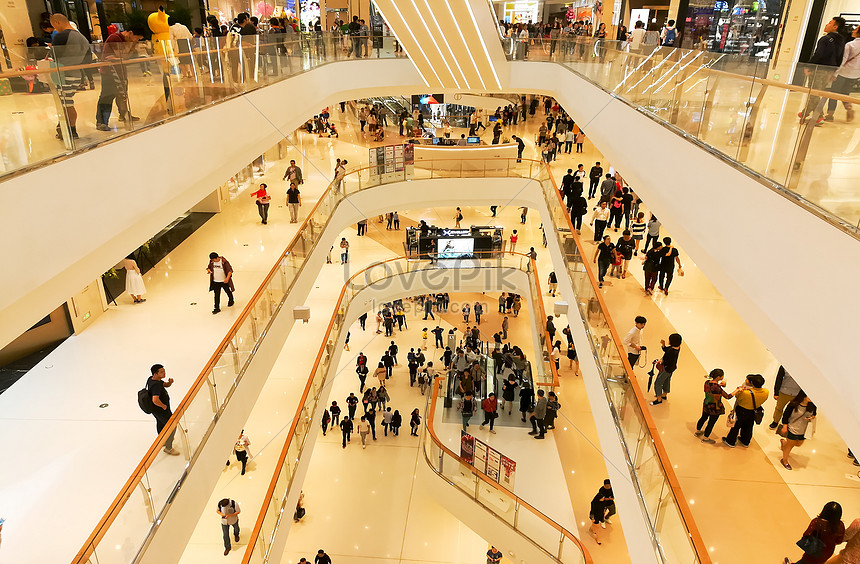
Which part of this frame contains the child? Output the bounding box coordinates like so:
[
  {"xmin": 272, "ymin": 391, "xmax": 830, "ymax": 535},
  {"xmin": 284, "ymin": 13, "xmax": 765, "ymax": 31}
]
[
  {"xmin": 609, "ymin": 248, "xmax": 624, "ymax": 278},
  {"xmin": 422, "ymin": 328, "xmax": 428, "ymax": 350}
]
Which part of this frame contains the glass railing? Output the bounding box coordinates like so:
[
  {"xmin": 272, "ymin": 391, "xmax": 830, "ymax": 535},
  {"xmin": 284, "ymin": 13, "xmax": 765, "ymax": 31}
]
[
  {"xmin": 525, "ymin": 257, "xmax": 559, "ymax": 388},
  {"xmin": 69, "ymin": 158, "xmax": 340, "ymax": 564},
  {"xmin": 69, "ymin": 157, "xmax": 552, "ymax": 564},
  {"xmin": 71, "ymin": 156, "xmax": 705, "ymax": 564},
  {"xmin": 234, "ymin": 158, "xmax": 706, "ymax": 564},
  {"xmin": 423, "ymin": 375, "xmax": 592, "ymax": 563},
  {"xmin": 1, "ymin": 33, "xmax": 403, "ymax": 179},
  {"xmin": 530, "ymin": 162, "xmax": 711, "ymax": 563},
  {"xmin": 502, "ymin": 36, "xmax": 860, "ymax": 236},
  {"xmin": 238, "ymin": 253, "xmax": 572, "ymax": 564}
]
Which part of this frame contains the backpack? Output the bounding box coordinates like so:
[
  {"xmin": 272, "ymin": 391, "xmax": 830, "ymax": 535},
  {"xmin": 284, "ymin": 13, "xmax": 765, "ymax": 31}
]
[
  {"xmin": 663, "ymin": 27, "xmax": 676, "ymax": 45},
  {"xmin": 138, "ymin": 381, "xmax": 155, "ymax": 414},
  {"xmin": 462, "ymin": 399, "xmax": 474, "ymax": 416}
]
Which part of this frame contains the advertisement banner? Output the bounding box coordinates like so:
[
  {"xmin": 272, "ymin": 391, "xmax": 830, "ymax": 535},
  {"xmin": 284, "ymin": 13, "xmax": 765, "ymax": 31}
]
[
  {"xmin": 473, "ymin": 439, "xmax": 489, "ymax": 474},
  {"xmin": 460, "ymin": 431, "xmax": 475, "ymax": 464},
  {"xmin": 499, "ymin": 455, "xmax": 517, "ymax": 491},
  {"xmin": 485, "ymin": 446, "xmax": 502, "ymax": 482}
]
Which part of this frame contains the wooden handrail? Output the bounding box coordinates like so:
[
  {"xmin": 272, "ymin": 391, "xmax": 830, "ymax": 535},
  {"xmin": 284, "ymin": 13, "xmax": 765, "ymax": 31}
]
[
  {"xmin": 70, "ymin": 157, "xmax": 542, "ymax": 564},
  {"xmin": 239, "ymin": 253, "xmax": 541, "ymax": 563},
  {"xmin": 425, "ymin": 375, "xmax": 592, "ymax": 563},
  {"xmin": 70, "ymin": 156, "xmax": 698, "ymax": 563},
  {"xmin": 70, "ymin": 172, "xmax": 333, "ymax": 564},
  {"xmin": 529, "ymin": 259, "xmax": 561, "ymax": 387},
  {"xmin": 539, "ymin": 166, "xmax": 712, "ymax": 563}
]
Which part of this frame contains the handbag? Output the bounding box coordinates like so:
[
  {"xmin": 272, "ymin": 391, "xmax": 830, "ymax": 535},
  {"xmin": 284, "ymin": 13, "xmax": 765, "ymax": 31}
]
[
  {"xmin": 796, "ymin": 521, "xmax": 825, "ymax": 557},
  {"xmin": 726, "ymin": 409, "xmax": 737, "ymax": 428},
  {"xmin": 750, "ymin": 390, "xmax": 764, "ymax": 425}
]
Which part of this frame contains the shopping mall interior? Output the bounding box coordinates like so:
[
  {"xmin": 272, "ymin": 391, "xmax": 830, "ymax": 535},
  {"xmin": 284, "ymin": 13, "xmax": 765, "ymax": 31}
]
[{"xmin": 1, "ymin": 1, "xmax": 860, "ymax": 563}]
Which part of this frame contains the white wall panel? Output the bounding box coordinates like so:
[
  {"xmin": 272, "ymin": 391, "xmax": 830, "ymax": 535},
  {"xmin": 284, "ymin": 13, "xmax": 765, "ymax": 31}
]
[{"xmin": 0, "ymin": 59, "xmax": 425, "ymax": 350}]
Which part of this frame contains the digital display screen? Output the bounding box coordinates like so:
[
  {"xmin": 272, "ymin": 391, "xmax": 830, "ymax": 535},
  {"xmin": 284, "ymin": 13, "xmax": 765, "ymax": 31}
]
[
  {"xmin": 411, "ymin": 94, "xmax": 445, "ymax": 106},
  {"xmin": 438, "ymin": 237, "xmax": 474, "ymax": 259},
  {"xmin": 467, "ymin": 136, "xmax": 480, "ymax": 144}
]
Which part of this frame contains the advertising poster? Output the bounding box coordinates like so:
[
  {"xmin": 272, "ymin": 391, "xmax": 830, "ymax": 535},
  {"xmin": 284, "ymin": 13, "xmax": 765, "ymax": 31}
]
[
  {"xmin": 393, "ymin": 144, "xmax": 404, "ymax": 172},
  {"xmin": 384, "ymin": 145, "xmax": 395, "ymax": 174},
  {"xmin": 403, "ymin": 143, "xmax": 414, "ymax": 164},
  {"xmin": 473, "ymin": 439, "xmax": 489, "ymax": 474},
  {"xmin": 500, "ymin": 455, "xmax": 517, "ymax": 491},
  {"xmin": 460, "ymin": 431, "xmax": 475, "ymax": 464},
  {"xmin": 485, "ymin": 446, "xmax": 502, "ymax": 482}
]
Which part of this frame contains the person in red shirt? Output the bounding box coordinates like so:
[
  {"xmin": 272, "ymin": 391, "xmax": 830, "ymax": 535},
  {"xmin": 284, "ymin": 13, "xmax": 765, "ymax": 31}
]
[
  {"xmin": 480, "ymin": 393, "xmax": 499, "ymax": 433},
  {"xmin": 249, "ymin": 183, "xmax": 271, "ymax": 224}
]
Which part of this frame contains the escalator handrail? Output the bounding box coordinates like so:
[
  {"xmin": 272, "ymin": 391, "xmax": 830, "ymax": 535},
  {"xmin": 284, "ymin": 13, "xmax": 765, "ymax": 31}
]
[
  {"xmin": 538, "ymin": 166, "xmax": 711, "ymax": 562},
  {"xmin": 423, "ymin": 375, "xmax": 593, "ymax": 563},
  {"xmin": 69, "ymin": 157, "xmax": 544, "ymax": 563},
  {"xmin": 239, "ymin": 253, "xmax": 541, "ymax": 563}
]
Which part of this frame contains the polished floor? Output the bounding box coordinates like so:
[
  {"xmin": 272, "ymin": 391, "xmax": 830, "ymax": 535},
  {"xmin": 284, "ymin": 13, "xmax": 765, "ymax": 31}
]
[{"xmin": 2, "ymin": 97, "xmax": 857, "ymax": 564}]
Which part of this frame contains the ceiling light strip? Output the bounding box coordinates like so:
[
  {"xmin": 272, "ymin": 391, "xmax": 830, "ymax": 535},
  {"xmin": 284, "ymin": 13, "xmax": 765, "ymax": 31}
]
[
  {"xmin": 422, "ymin": 0, "xmax": 470, "ymax": 89},
  {"xmin": 465, "ymin": 0, "xmax": 502, "ymax": 90},
  {"xmin": 372, "ymin": 1, "xmax": 430, "ymax": 87},
  {"xmin": 447, "ymin": 0, "xmax": 486, "ymax": 90},
  {"xmin": 409, "ymin": 0, "xmax": 458, "ymax": 88},
  {"xmin": 383, "ymin": 0, "xmax": 444, "ymax": 87}
]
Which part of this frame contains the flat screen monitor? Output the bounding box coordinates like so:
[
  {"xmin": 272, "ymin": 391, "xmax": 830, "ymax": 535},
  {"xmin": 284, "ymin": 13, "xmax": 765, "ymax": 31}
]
[
  {"xmin": 432, "ymin": 137, "xmax": 441, "ymax": 145},
  {"xmin": 438, "ymin": 237, "xmax": 474, "ymax": 259},
  {"xmin": 467, "ymin": 136, "xmax": 480, "ymax": 144}
]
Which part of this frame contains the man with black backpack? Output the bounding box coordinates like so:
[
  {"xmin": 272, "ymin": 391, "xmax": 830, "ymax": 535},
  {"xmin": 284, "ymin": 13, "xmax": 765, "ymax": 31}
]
[{"xmin": 139, "ymin": 364, "xmax": 179, "ymax": 455}]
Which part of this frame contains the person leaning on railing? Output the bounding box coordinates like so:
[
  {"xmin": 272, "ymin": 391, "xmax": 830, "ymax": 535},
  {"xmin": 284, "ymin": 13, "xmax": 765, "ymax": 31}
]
[{"xmin": 49, "ymin": 13, "xmax": 89, "ymax": 139}]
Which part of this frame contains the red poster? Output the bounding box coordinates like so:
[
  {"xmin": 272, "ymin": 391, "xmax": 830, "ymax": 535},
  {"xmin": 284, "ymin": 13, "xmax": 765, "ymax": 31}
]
[
  {"xmin": 499, "ymin": 455, "xmax": 517, "ymax": 491},
  {"xmin": 459, "ymin": 431, "xmax": 475, "ymax": 464}
]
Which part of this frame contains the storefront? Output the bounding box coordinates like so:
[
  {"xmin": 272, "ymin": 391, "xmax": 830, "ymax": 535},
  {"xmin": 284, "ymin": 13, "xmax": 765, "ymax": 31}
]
[
  {"xmin": 496, "ymin": 0, "xmax": 542, "ymax": 24},
  {"xmin": 680, "ymin": 0, "xmax": 784, "ymax": 60}
]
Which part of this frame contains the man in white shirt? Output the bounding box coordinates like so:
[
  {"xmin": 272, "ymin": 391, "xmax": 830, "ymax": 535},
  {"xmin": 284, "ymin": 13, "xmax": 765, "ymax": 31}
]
[
  {"xmin": 623, "ymin": 316, "xmax": 647, "ymax": 368},
  {"xmin": 629, "ymin": 20, "xmax": 646, "ymax": 51}
]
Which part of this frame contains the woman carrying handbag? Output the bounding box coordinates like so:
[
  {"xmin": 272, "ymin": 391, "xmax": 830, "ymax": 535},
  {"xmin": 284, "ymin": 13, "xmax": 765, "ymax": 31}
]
[{"xmin": 785, "ymin": 501, "xmax": 844, "ymax": 564}]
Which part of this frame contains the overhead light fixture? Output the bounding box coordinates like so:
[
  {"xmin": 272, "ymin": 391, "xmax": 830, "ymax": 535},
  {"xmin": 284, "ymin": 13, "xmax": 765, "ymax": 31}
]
[
  {"xmin": 373, "ymin": 0, "xmax": 435, "ymax": 87},
  {"xmin": 447, "ymin": 0, "xmax": 486, "ymax": 89},
  {"xmin": 466, "ymin": 0, "xmax": 503, "ymax": 90},
  {"xmin": 411, "ymin": 0, "xmax": 459, "ymax": 88},
  {"xmin": 423, "ymin": 0, "xmax": 470, "ymax": 88}
]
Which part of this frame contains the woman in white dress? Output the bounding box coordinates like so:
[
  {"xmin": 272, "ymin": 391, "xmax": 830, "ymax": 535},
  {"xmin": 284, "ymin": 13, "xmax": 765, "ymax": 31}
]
[{"xmin": 123, "ymin": 254, "xmax": 146, "ymax": 303}]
